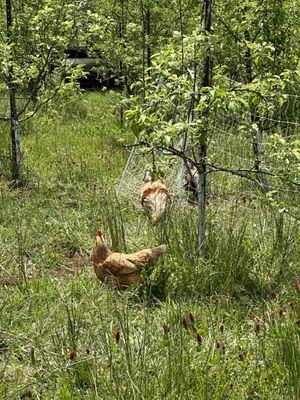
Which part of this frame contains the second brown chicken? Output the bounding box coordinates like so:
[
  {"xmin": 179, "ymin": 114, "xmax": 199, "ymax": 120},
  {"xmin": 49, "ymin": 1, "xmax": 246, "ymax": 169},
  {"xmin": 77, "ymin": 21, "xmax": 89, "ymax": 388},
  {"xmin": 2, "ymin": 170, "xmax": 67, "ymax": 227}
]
[{"xmin": 140, "ymin": 170, "xmax": 170, "ymax": 223}]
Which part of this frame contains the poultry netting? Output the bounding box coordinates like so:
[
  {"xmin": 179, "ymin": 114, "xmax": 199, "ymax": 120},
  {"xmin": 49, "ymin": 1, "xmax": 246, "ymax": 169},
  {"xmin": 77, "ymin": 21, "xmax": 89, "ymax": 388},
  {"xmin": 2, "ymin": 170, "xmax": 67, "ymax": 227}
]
[
  {"xmin": 117, "ymin": 141, "xmax": 185, "ymax": 202},
  {"xmin": 117, "ymin": 94, "xmax": 300, "ymax": 213}
]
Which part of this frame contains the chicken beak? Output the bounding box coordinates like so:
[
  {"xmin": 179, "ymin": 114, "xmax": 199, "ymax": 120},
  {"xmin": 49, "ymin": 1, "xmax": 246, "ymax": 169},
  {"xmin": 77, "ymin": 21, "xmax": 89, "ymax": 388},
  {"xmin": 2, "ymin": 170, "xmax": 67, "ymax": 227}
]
[{"xmin": 96, "ymin": 236, "xmax": 104, "ymax": 245}]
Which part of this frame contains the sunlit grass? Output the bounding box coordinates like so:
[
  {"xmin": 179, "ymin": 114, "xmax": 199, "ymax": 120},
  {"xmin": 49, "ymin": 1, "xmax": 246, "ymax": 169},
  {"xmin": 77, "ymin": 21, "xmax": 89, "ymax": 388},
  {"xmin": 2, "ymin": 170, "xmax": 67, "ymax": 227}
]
[{"xmin": 0, "ymin": 91, "xmax": 299, "ymax": 399}]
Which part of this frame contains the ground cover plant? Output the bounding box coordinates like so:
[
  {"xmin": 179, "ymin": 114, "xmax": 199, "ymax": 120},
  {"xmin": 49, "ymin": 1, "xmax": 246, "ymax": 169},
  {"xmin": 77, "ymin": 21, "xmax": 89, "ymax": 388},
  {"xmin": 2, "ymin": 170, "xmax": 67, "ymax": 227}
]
[
  {"xmin": 1, "ymin": 0, "xmax": 300, "ymax": 398},
  {"xmin": 0, "ymin": 92, "xmax": 299, "ymax": 399}
]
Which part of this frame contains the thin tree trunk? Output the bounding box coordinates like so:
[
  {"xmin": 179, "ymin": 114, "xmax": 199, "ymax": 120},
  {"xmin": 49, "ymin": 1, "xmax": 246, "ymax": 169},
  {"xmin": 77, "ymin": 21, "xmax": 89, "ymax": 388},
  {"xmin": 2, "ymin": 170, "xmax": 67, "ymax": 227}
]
[
  {"xmin": 255, "ymin": 124, "xmax": 269, "ymax": 191},
  {"xmin": 197, "ymin": 0, "xmax": 212, "ymax": 257},
  {"xmin": 118, "ymin": 0, "xmax": 126, "ymax": 124},
  {"xmin": 140, "ymin": 0, "xmax": 146, "ymax": 100},
  {"xmin": 146, "ymin": 9, "xmax": 151, "ymax": 74},
  {"xmin": 177, "ymin": 0, "xmax": 187, "ymax": 204},
  {"xmin": 178, "ymin": 0, "xmax": 184, "ymax": 72},
  {"xmin": 244, "ymin": 30, "xmax": 269, "ymax": 191},
  {"xmin": 6, "ymin": 0, "xmax": 22, "ymax": 182}
]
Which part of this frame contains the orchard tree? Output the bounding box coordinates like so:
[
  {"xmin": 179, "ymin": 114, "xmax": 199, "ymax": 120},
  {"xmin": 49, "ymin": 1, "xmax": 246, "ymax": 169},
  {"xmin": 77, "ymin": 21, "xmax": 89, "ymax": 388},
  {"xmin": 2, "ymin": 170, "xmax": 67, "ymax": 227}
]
[
  {"xmin": 127, "ymin": 0, "xmax": 213, "ymax": 255},
  {"xmin": 0, "ymin": 0, "xmax": 102, "ymax": 182},
  {"xmin": 88, "ymin": 0, "xmax": 197, "ymax": 93},
  {"xmin": 213, "ymin": 0, "xmax": 300, "ymax": 189},
  {"xmin": 126, "ymin": 0, "xmax": 300, "ymax": 254}
]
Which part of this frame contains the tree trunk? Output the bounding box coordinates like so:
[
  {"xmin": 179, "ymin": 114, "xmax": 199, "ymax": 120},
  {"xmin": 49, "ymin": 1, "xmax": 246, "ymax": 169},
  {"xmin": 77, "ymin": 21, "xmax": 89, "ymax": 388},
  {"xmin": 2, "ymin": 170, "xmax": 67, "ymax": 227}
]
[
  {"xmin": 118, "ymin": 0, "xmax": 126, "ymax": 124},
  {"xmin": 197, "ymin": 0, "xmax": 212, "ymax": 257},
  {"xmin": 146, "ymin": 9, "xmax": 151, "ymax": 74},
  {"xmin": 9, "ymin": 102, "xmax": 22, "ymax": 182},
  {"xmin": 6, "ymin": 0, "xmax": 22, "ymax": 182},
  {"xmin": 178, "ymin": 0, "xmax": 184, "ymax": 71},
  {"xmin": 252, "ymin": 122, "xmax": 269, "ymax": 191},
  {"xmin": 140, "ymin": 0, "xmax": 145, "ymax": 99},
  {"xmin": 244, "ymin": 30, "xmax": 269, "ymax": 191}
]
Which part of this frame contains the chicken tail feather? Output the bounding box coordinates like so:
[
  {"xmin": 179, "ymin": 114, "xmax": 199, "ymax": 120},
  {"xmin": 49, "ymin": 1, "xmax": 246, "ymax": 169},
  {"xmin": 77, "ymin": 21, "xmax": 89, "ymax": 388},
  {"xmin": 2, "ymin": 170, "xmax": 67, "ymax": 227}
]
[{"xmin": 150, "ymin": 244, "xmax": 167, "ymax": 262}]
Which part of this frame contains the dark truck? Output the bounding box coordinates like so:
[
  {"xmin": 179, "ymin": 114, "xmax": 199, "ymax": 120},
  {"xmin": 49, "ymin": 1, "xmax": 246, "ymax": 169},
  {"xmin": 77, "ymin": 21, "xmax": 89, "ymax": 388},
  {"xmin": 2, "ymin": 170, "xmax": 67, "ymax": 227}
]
[{"xmin": 65, "ymin": 48, "xmax": 117, "ymax": 89}]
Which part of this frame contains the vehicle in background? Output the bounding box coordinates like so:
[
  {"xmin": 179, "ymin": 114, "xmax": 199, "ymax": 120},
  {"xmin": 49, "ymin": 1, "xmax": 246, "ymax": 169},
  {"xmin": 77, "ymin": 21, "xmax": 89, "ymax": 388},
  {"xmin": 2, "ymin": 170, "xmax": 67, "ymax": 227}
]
[{"xmin": 65, "ymin": 48, "xmax": 118, "ymax": 89}]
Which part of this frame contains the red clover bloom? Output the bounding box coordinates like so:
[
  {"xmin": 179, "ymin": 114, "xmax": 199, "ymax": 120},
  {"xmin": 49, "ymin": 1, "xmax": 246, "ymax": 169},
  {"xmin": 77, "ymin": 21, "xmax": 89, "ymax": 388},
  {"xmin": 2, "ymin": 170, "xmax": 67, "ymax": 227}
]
[
  {"xmin": 195, "ymin": 333, "xmax": 203, "ymax": 343},
  {"xmin": 115, "ymin": 329, "xmax": 121, "ymax": 344},
  {"xmin": 189, "ymin": 312, "xmax": 195, "ymax": 324},
  {"xmin": 181, "ymin": 316, "xmax": 188, "ymax": 329},
  {"xmin": 255, "ymin": 322, "xmax": 262, "ymax": 334}
]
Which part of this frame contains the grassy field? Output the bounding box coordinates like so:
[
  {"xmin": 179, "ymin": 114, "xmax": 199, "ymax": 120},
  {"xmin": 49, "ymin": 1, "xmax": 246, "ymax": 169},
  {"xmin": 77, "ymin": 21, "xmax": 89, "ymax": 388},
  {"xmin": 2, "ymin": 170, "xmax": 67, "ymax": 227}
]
[{"xmin": 0, "ymin": 91, "xmax": 299, "ymax": 399}]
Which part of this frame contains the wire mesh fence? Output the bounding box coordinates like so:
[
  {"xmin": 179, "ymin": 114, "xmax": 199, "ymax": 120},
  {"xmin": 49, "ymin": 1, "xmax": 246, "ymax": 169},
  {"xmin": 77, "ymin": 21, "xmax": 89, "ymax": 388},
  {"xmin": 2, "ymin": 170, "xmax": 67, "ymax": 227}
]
[{"xmin": 117, "ymin": 93, "xmax": 300, "ymax": 214}]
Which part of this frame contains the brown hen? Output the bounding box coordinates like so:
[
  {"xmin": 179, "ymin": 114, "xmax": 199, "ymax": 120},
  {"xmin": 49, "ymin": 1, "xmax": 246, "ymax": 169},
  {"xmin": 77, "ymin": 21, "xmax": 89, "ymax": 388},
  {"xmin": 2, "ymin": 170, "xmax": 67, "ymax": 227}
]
[
  {"xmin": 91, "ymin": 231, "xmax": 166, "ymax": 289},
  {"xmin": 140, "ymin": 170, "xmax": 170, "ymax": 223}
]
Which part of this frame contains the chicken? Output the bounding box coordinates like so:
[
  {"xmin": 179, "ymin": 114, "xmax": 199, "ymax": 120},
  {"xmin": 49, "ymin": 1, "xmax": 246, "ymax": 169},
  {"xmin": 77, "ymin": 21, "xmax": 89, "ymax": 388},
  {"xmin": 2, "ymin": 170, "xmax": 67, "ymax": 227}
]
[
  {"xmin": 91, "ymin": 230, "xmax": 166, "ymax": 289},
  {"xmin": 140, "ymin": 169, "xmax": 170, "ymax": 223}
]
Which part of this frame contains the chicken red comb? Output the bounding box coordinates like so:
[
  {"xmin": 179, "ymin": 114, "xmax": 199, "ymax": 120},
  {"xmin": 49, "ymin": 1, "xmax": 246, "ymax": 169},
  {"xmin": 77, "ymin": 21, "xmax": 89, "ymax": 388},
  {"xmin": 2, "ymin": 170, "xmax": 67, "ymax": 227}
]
[{"xmin": 96, "ymin": 230, "xmax": 103, "ymax": 238}]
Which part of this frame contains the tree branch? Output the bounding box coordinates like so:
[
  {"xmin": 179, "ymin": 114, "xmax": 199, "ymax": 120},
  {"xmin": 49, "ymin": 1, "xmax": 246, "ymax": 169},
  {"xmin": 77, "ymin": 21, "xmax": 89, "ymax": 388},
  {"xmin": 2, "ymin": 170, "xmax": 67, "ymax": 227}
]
[
  {"xmin": 19, "ymin": 84, "xmax": 63, "ymax": 123},
  {"xmin": 207, "ymin": 162, "xmax": 300, "ymax": 189}
]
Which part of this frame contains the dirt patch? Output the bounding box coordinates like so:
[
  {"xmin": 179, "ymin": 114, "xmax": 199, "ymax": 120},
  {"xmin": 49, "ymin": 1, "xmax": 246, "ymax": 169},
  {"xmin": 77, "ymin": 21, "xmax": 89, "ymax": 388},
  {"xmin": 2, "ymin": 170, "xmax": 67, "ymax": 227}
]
[
  {"xmin": 0, "ymin": 254, "xmax": 91, "ymax": 286},
  {"xmin": 53, "ymin": 254, "xmax": 90, "ymax": 276}
]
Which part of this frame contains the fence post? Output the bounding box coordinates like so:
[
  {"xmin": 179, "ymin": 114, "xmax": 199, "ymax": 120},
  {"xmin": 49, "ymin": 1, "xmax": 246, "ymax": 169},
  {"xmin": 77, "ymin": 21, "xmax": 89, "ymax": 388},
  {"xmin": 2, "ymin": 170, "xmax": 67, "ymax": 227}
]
[{"xmin": 197, "ymin": 0, "xmax": 212, "ymax": 256}]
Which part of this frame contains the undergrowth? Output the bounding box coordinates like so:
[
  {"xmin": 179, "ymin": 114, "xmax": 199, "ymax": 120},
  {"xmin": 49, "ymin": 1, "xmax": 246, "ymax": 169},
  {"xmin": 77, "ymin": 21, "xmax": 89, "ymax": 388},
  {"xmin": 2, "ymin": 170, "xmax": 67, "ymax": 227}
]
[{"xmin": 0, "ymin": 91, "xmax": 299, "ymax": 399}]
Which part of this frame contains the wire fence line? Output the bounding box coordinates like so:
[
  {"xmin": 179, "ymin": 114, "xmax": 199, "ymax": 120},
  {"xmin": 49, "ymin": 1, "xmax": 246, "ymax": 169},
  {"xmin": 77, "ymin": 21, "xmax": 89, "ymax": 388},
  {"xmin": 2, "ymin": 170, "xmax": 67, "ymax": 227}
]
[
  {"xmin": 1, "ymin": 85, "xmax": 299, "ymax": 209},
  {"xmin": 118, "ymin": 94, "xmax": 300, "ymax": 210}
]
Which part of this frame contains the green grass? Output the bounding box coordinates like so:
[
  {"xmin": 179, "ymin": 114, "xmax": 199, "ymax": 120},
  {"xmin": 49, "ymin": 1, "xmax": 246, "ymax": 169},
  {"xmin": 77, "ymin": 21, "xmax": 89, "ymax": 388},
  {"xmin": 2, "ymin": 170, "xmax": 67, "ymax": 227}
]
[{"xmin": 0, "ymin": 91, "xmax": 299, "ymax": 399}]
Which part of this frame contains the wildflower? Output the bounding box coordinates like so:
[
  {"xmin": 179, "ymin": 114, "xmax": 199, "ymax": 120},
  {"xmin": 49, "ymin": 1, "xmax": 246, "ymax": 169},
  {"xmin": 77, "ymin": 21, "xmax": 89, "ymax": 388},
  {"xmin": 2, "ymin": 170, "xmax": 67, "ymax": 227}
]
[
  {"xmin": 162, "ymin": 323, "xmax": 170, "ymax": 334},
  {"xmin": 180, "ymin": 316, "xmax": 188, "ymax": 329},
  {"xmin": 69, "ymin": 350, "xmax": 75, "ymax": 360},
  {"xmin": 270, "ymin": 309, "xmax": 275, "ymax": 319},
  {"xmin": 39, "ymin": 368, "xmax": 46, "ymax": 375},
  {"xmin": 219, "ymin": 322, "xmax": 225, "ymax": 332},
  {"xmin": 213, "ymin": 299, "xmax": 219, "ymax": 305},
  {"xmin": 238, "ymin": 351, "xmax": 245, "ymax": 361},
  {"xmin": 195, "ymin": 333, "xmax": 203, "ymax": 343},
  {"xmin": 278, "ymin": 307, "xmax": 283, "ymax": 317},
  {"xmin": 115, "ymin": 329, "xmax": 121, "ymax": 344},
  {"xmin": 189, "ymin": 312, "xmax": 195, "ymax": 324},
  {"xmin": 86, "ymin": 348, "xmax": 91, "ymax": 355},
  {"xmin": 255, "ymin": 322, "xmax": 262, "ymax": 334},
  {"xmin": 296, "ymin": 319, "xmax": 300, "ymax": 326},
  {"xmin": 288, "ymin": 301, "xmax": 294, "ymax": 309}
]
